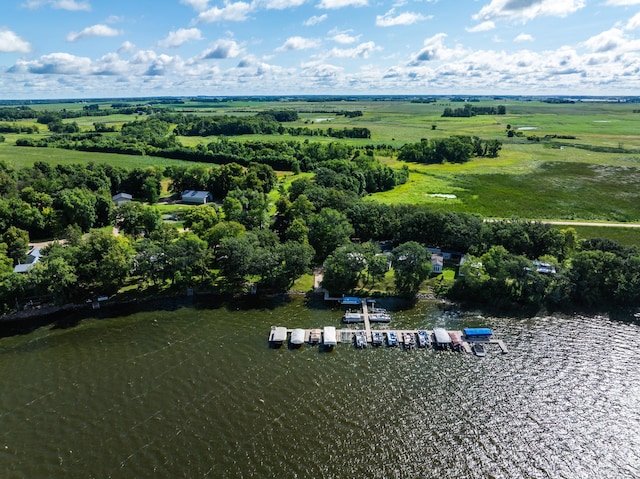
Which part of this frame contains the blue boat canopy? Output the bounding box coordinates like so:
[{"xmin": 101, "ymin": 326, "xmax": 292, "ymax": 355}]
[
  {"xmin": 464, "ymin": 327, "xmax": 493, "ymax": 337},
  {"xmin": 341, "ymin": 296, "xmax": 361, "ymax": 305}
]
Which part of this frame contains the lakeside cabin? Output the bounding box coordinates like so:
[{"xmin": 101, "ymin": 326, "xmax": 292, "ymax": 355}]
[{"xmin": 433, "ymin": 328, "xmax": 452, "ymax": 350}]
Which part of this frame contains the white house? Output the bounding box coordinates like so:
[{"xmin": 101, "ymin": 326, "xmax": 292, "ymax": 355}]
[
  {"xmin": 181, "ymin": 190, "xmax": 213, "ymax": 204},
  {"xmin": 112, "ymin": 192, "xmax": 133, "ymax": 206},
  {"xmin": 14, "ymin": 246, "xmax": 42, "ymax": 273},
  {"xmin": 431, "ymin": 253, "xmax": 444, "ymax": 274}
]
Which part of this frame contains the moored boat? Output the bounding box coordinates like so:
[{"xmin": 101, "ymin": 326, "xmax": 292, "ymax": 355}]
[
  {"xmin": 371, "ymin": 331, "xmax": 384, "ymax": 346},
  {"xmin": 403, "ymin": 332, "xmax": 416, "ymax": 350},
  {"xmin": 448, "ymin": 332, "xmax": 463, "ymax": 351},
  {"xmin": 472, "ymin": 342, "xmax": 487, "ymax": 357},
  {"xmin": 343, "ymin": 310, "xmax": 363, "ymax": 323},
  {"xmin": 387, "ymin": 331, "xmax": 398, "ymax": 347},
  {"xmin": 354, "ymin": 330, "xmax": 367, "ymax": 348},
  {"xmin": 417, "ymin": 330, "xmax": 430, "ymax": 348}
]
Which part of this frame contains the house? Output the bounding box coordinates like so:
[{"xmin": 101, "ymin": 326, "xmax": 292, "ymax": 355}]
[
  {"xmin": 531, "ymin": 260, "xmax": 557, "ymax": 275},
  {"xmin": 14, "ymin": 246, "xmax": 42, "ymax": 273},
  {"xmin": 112, "ymin": 192, "xmax": 132, "ymax": 206},
  {"xmin": 431, "ymin": 253, "xmax": 444, "ymax": 274},
  {"xmin": 181, "ymin": 190, "xmax": 213, "ymax": 204}
]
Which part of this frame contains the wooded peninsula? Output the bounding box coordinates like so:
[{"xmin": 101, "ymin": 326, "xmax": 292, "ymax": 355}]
[{"xmin": 1, "ymin": 95, "xmax": 639, "ymax": 316}]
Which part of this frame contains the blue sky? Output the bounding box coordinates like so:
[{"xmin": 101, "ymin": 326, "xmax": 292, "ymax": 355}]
[{"xmin": 1, "ymin": 0, "xmax": 640, "ymax": 98}]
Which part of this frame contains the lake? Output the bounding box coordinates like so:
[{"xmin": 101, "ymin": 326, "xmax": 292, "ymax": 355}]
[{"xmin": 1, "ymin": 295, "xmax": 639, "ymax": 478}]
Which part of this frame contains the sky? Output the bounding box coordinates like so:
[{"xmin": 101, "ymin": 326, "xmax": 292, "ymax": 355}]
[{"xmin": 1, "ymin": 0, "xmax": 640, "ymax": 99}]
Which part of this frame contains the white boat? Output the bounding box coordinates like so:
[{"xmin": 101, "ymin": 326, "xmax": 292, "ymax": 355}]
[
  {"xmin": 342, "ymin": 311, "xmax": 363, "ymax": 323},
  {"xmin": 371, "ymin": 331, "xmax": 384, "ymax": 346},
  {"xmin": 387, "ymin": 331, "xmax": 398, "ymax": 347},
  {"xmin": 417, "ymin": 330, "xmax": 430, "ymax": 348},
  {"xmin": 290, "ymin": 328, "xmax": 305, "ymax": 347},
  {"xmin": 323, "ymin": 326, "xmax": 337, "ymax": 348},
  {"xmin": 354, "ymin": 331, "xmax": 367, "ymax": 348}
]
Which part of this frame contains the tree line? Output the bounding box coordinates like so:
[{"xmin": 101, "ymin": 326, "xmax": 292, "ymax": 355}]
[
  {"xmin": 442, "ymin": 103, "xmax": 506, "ymax": 117},
  {"xmin": 398, "ymin": 136, "xmax": 502, "ymax": 164}
]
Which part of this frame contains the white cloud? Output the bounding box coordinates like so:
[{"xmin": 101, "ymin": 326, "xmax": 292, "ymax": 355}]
[
  {"xmin": 376, "ymin": 8, "xmax": 430, "ymax": 27},
  {"xmin": 330, "ymin": 31, "xmax": 359, "ymax": 44},
  {"xmin": 23, "ymin": 0, "xmax": 90, "ymax": 10},
  {"xmin": 514, "ymin": 33, "xmax": 534, "ymax": 42},
  {"xmin": 604, "ymin": 0, "xmax": 640, "ymax": 4},
  {"xmin": 117, "ymin": 41, "xmax": 136, "ymax": 55},
  {"xmin": 196, "ymin": 1, "xmax": 253, "ymax": 22},
  {"xmin": 474, "ymin": 0, "xmax": 585, "ymax": 23},
  {"xmin": 317, "ymin": 0, "xmax": 367, "ymax": 9},
  {"xmin": 201, "ymin": 39, "xmax": 243, "ymax": 59},
  {"xmin": 626, "ymin": 12, "xmax": 640, "ymax": 30},
  {"xmin": 0, "ymin": 29, "xmax": 31, "ymax": 53},
  {"xmin": 67, "ymin": 24, "xmax": 121, "ymax": 42},
  {"xmin": 411, "ymin": 33, "xmax": 467, "ymax": 63},
  {"xmin": 257, "ymin": 0, "xmax": 307, "ymax": 8},
  {"xmin": 581, "ymin": 28, "xmax": 626, "ymax": 52},
  {"xmin": 276, "ymin": 36, "xmax": 321, "ymax": 51},
  {"xmin": 304, "ymin": 14, "xmax": 327, "ymax": 25},
  {"xmin": 10, "ymin": 52, "xmax": 93, "ymax": 75},
  {"xmin": 159, "ymin": 28, "xmax": 203, "ymax": 48},
  {"xmin": 466, "ymin": 21, "xmax": 496, "ymax": 33},
  {"xmin": 324, "ymin": 41, "xmax": 380, "ymax": 59},
  {"xmin": 53, "ymin": 0, "xmax": 90, "ymax": 10},
  {"xmin": 180, "ymin": 0, "xmax": 210, "ymax": 11}
]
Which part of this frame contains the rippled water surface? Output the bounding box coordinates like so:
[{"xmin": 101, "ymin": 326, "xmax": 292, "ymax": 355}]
[{"xmin": 1, "ymin": 297, "xmax": 639, "ymax": 478}]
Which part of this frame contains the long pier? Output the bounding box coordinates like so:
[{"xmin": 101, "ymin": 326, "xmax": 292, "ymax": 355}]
[{"xmin": 273, "ymin": 300, "xmax": 508, "ymax": 354}]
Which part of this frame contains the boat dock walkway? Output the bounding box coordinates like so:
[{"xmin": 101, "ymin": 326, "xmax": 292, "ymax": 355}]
[{"xmin": 273, "ymin": 299, "xmax": 508, "ymax": 354}]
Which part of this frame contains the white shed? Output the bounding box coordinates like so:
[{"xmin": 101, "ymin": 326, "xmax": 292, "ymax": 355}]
[{"xmin": 181, "ymin": 190, "xmax": 213, "ymax": 204}]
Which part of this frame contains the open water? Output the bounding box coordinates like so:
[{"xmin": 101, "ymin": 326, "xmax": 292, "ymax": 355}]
[{"xmin": 0, "ymin": 296, "xmax": 639, "ymax": 478}]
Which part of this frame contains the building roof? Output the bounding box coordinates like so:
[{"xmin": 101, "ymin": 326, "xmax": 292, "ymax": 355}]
[
  {"xmin": 181, "ymin": 190, "xmax": 211, "ymax": 199},
  {"xmin": 464, "ymin": 327, "xmax": 493, "ymax": 337},
  {"xmin": 112, "ymin": 192, "xmax": 132, "ymax": 201},
  {"xmin": 341, "ymin": 296, "xmax": 361, "ymax": 305},
  {"xmin": 13, "ymin": 246, "xmax": 42, "ymax": 273}
]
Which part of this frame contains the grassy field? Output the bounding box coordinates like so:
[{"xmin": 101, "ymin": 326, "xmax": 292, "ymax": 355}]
[{"xmin": 3, "ymin": 97, "xmax": 640, "ymax": 242}]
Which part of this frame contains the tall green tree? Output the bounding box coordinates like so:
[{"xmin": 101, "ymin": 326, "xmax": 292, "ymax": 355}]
[
  {"xmin": 307, "ymin": 208, "xmax": 354, "ymax": 262},
  {"xmin": 391, "ymin": 241, "xmax": 431, "ymax": 296}
]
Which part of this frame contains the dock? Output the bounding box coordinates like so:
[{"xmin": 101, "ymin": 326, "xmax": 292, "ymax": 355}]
[{"xmin": 272, "ymin": 299, "xmax": 507, "ymax": 354}]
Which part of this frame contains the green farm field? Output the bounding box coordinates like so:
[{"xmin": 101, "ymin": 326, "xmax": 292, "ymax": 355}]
[{"xmin": 3, "ymin": 97, "xmax": 640, "ymax": 230}]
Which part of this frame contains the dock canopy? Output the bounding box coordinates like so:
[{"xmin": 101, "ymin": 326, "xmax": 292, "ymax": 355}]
[
  {"xmin": 433, "ymin": 328, "xmax": 452, "ymax": 345},
  {"xmin": 341, "ymin": 296, "xmax": 361, "ymax": 306},
  {"xmin": 323, "ymin": 326, "xmax": 337, "ymax": 346},
  {"xmin": 270, "ymin": 326, "xmax": 287, "ymax": 343},
  {"xmin": 463, "ymin": 327, "xmax": 493, "ymax": 338},
  {"xmin": 290, "ymin": 328, "xmax": 305, "ymax": 345}
]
